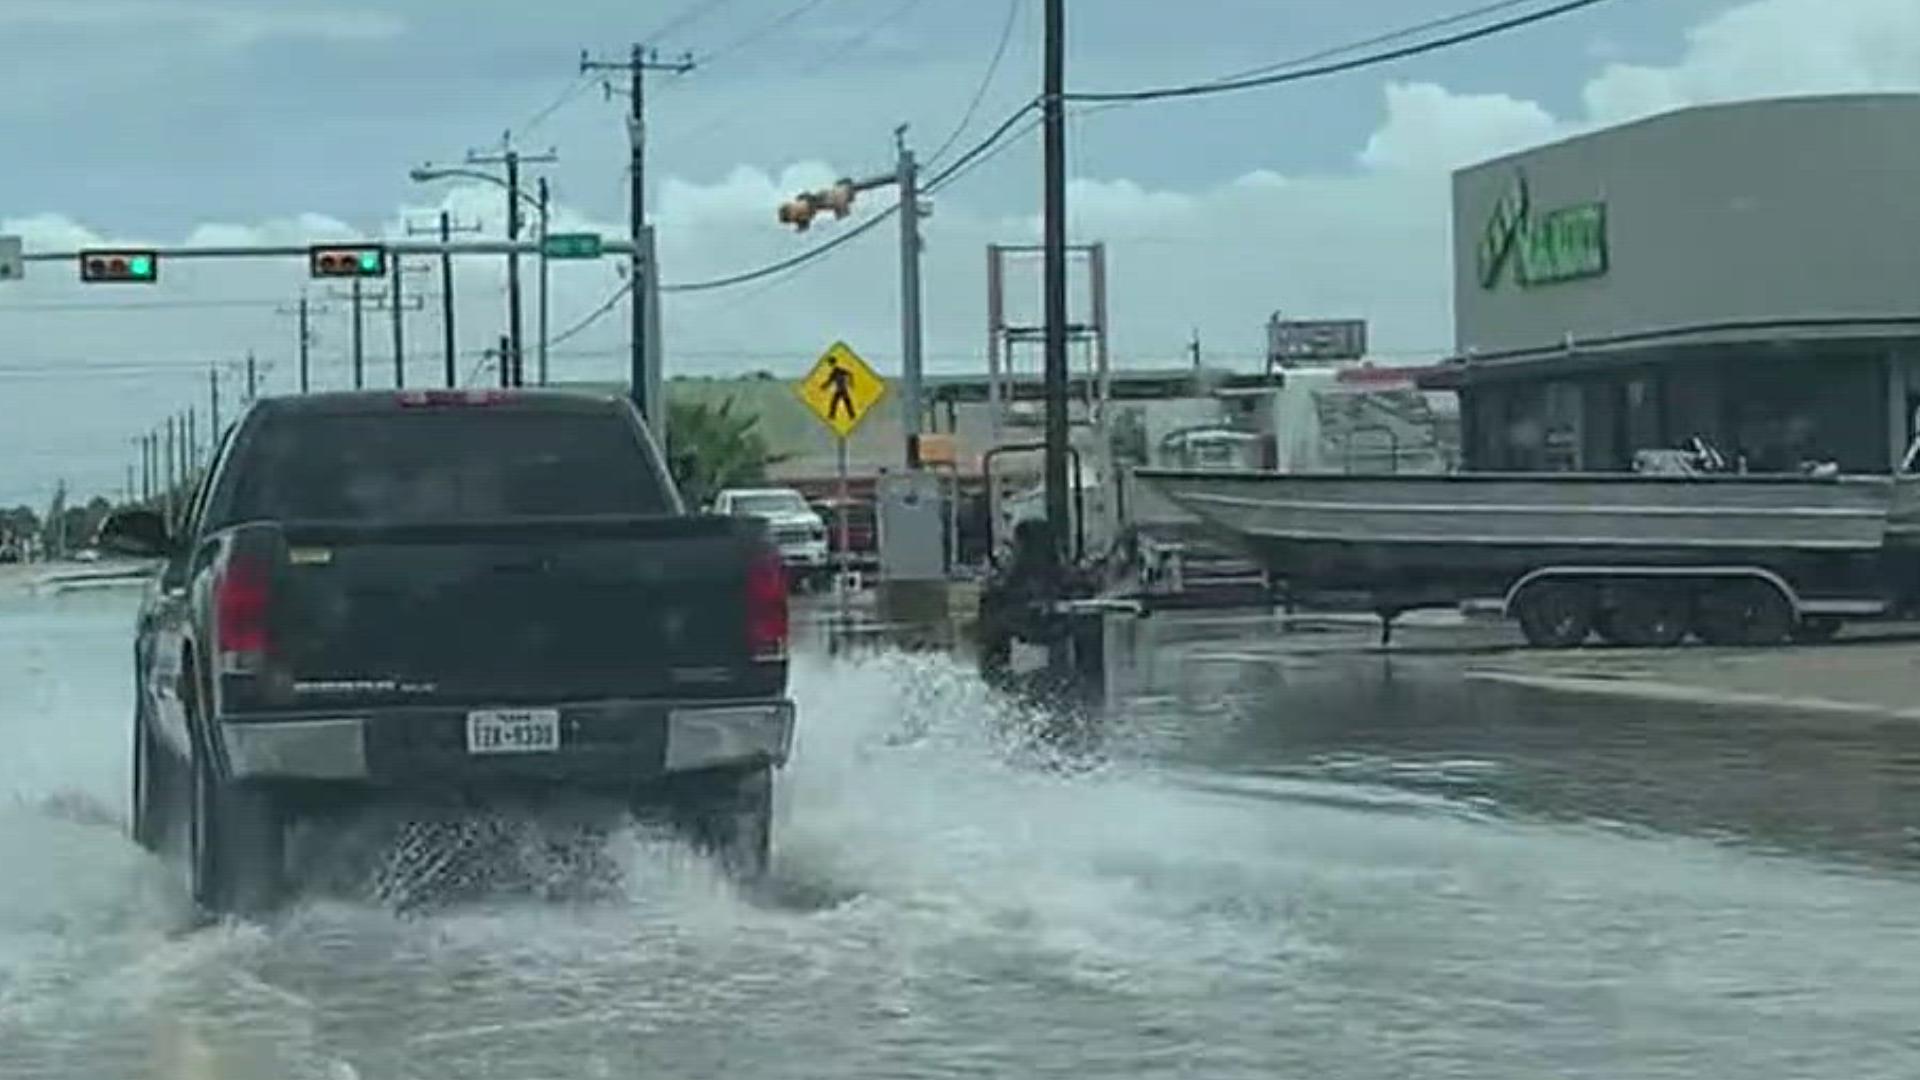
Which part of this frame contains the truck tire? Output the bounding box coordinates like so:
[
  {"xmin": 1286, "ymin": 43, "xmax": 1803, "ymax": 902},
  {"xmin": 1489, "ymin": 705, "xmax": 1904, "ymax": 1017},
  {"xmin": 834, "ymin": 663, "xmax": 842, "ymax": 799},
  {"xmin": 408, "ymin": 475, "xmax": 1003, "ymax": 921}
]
[
  {"xmin": 131, "ymin": 701, "xmax": 177, "ymax": 854},
  {"xmin": 1693, "ymin": 579, "xmax": 1793, "ymax": 646},
  {"xmin": 1598, "ymin": 583, "xmax": 1689, "ymax": 647},
  {"xmin": 189, "ymin": 752, "xmax": 286, "ymax": 917},
  {"xmin": 184, "ymin": 675, "xmax": 286, "ymax": 917},
  {"xmin": 1514, "ymin": 581, "xmax": 1595, "ymax": 648},
  {"xmin": 669, "ymin": 766, "xmax": 773, "ymax": 881}
]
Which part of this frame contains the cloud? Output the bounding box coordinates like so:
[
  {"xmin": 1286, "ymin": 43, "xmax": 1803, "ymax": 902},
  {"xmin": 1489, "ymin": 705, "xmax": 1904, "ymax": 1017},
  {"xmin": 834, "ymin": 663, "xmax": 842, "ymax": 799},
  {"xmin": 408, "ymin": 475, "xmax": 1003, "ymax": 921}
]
[
  {"xmin": 5, "ymin": 0, "xmax": 1920, "ymax": 506},
  {"xmin": 1358, "ymin": 83, "xmax": 1560, "ymax": 173},
  {"xmin": 1583, "ymin": 0, "xmax": 1920, "ymax": 124}
]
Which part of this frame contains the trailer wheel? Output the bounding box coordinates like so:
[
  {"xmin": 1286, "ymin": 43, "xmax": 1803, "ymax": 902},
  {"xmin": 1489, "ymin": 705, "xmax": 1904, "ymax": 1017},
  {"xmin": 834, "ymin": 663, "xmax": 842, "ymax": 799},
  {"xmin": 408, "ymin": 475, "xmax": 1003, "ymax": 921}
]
[
  {"xmin": 1790, "ymin": 616, "xmax": 1842, "ymax": 644},
  {"xmin": 1514, "ymin": 581, "xmax": 1595, "ymax": 648},
  {"xmin": 1693, "ymin": 579, "xmax": 1793, "ymax": 646},
  {"xmin": 1599, "ymin": 583, "xmax": 1689, "ymax": 647}
]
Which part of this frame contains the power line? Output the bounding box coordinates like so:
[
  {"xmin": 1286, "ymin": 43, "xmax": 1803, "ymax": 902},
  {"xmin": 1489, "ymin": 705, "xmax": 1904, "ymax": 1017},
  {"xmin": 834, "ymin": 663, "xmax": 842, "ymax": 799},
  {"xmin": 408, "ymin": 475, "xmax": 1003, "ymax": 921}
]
[
  {"xmin": 0, "ymin": 297, "xmax": 293, "ymax": 313},
  {"xmin": 926, "ymin": 0, "xmax": 1026, "ymax": 166},
  {"xmin": 546, "ymin": 97, "xmax": 1038, "ymax": 342},
  {"xmin": 649, "ymin": 0, "xmax": 744, "ymax": 42},
  {"xmin": 653, "ymin": 0, "xmax": 933, "ymax": 155},
  {"xmin": 666, "ymin": 99, "xmax": 1038, "ymax": 294},
  {"xmin": 517, "ymin": 73, "xmax": 597, "ymax": 136},
  {"xmin": 697, "ymin": 0, "xmax": 841, "ymax": 68},
  {"xmin": 1065, "ymin": 0, "xmax": 1620, "ymax": 103},
  {"xmin": 1220, "ymin": 0, "xmax": 1544, "ymax": 86}
]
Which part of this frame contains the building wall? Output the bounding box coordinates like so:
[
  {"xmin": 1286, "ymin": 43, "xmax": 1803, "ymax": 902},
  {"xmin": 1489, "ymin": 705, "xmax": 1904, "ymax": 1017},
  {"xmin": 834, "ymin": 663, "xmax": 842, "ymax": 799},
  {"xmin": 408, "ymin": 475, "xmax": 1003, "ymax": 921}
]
[{"xmin": 1454, "ymin": 94, "xmax": 1920, "ymax": 358}]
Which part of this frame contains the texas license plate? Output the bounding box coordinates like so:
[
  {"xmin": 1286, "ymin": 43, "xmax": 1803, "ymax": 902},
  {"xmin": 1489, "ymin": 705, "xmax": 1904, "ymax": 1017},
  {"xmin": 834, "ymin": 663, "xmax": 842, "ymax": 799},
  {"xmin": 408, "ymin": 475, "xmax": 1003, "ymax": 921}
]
[{"xmin": 466, "ymin": 708, "xmax": 561, "ymax": 754}]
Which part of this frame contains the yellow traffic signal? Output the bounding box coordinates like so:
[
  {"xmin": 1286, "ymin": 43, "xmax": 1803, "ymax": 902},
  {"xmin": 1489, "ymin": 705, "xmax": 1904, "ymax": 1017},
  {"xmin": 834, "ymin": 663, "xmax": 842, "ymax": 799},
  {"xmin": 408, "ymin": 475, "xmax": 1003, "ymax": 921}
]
[
  {"xmin": 777, "ymin": 197, "xmax": 818, "ymax": 232},
  {"xmin": 820, "ymin": 181, "xmax": 855, "ymax": 219}
]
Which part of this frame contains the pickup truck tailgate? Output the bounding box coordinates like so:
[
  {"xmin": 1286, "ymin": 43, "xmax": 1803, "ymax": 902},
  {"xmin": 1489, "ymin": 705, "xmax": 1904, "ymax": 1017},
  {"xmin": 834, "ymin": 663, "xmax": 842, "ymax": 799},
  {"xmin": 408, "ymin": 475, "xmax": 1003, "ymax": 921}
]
[{"xmin": 263, "ymin": 517, "xmax": 779, "ymax": 710}]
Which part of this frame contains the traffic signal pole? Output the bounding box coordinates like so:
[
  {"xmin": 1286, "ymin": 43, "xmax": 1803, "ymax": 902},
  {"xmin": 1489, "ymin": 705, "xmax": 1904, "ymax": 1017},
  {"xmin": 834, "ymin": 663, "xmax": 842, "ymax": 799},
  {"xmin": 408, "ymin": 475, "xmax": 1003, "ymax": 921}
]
[
  {"xmin": 350, "ymin": 277, "xmax": 366, "ymax": 389},
  {"xmin": 895, "ymin": 128, "xmax": 925, "ymax": 457},
  {"xmin": 775, "ymin": 131, "xmax": 927, "ymax": 466}
]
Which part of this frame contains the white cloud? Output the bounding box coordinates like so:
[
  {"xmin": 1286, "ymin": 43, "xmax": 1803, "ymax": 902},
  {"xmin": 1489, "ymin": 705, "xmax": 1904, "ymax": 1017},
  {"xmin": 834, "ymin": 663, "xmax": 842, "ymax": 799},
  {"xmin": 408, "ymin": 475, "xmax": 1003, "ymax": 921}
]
[
  {"xmin": 1583, "ymin": 0, "xmax": 1920, "ymax": 124},
  {"xmin": 1358, "ymin": 82, "xmax": 1560, "ymax": 173}
]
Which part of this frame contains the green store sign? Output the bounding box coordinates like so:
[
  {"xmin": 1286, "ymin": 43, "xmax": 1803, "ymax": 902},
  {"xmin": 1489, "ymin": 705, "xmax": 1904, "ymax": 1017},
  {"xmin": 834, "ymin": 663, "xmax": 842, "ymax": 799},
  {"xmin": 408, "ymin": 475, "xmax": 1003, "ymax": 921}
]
[{"xmin": 1476, "ymin": 171, "xmax": 1608, "ymax": 290}]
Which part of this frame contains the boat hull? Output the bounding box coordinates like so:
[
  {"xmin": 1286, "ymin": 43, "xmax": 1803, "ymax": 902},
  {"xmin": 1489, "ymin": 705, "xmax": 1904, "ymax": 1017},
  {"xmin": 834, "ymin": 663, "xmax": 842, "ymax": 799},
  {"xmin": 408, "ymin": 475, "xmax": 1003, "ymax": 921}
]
[{"xmin": 1132, "ymin": 469, "xmax": 1905, "ymax": 608}]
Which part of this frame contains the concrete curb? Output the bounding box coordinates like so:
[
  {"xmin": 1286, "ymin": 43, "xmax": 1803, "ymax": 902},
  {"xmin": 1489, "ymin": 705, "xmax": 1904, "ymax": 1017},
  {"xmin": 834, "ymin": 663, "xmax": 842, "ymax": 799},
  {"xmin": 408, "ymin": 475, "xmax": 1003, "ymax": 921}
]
[{"xmin": 1465, "ymin": 668, "xmax": 1920, "ymax": 722}]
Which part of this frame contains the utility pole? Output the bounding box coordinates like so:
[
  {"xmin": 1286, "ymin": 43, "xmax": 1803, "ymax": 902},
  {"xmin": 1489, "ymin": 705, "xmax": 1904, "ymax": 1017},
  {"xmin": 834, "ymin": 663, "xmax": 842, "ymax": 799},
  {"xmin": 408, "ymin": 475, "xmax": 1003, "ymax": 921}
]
[
  {"xmin": 246, "ymin": 351, "xmax": 258, "ymax": 402},
  {"xmin": 187, "ymin": 409, "xmax": 198, "ymax": 476},
  {"xmin": 163, "ymin": 417, "xmax": 176, "ymax": 521},
  {"xmin": 538, "ymin": 176, "xmax": 551, "ymax": 386},
  {"xmin": 467, "ymin": 139, "xmax": 558, "ymax": 391},
  {"xmin": 277, "ymin": 296, "xmax": 326, "ymax": 393},
  {"xmin": 581, "ymin": 44, "xmax": 695, "ymax": 424},
  {"xmin": 209, "ymin": 367, "xmax": 221, "ymax": 441},
  {"xmin": 1042, "ymin": 0, "xmax": 1070, "ymax": 576},
  {"xmin": 390, "ymin": 256, "xmax": 407, "ymax": 387},
  {"xmin": 409, "ymin": 212, "xmax": 481, "ymax": 387}
]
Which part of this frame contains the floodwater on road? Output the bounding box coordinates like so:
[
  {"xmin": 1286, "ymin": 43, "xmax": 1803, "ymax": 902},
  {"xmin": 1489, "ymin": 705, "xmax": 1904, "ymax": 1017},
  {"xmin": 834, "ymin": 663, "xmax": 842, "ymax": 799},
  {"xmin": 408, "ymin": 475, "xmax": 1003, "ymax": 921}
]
[{"xmin": 1, "ymin": 585, "xmax": 1917, "ymax": 1079}]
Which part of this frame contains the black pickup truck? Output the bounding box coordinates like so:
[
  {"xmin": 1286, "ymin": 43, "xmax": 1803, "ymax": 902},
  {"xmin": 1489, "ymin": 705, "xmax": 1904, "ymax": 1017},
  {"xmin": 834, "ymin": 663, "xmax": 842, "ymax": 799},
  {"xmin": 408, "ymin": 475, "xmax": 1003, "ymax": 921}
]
[{"xmin": 100, "ymin": 389, "xmax": 795, "ymax": 914}]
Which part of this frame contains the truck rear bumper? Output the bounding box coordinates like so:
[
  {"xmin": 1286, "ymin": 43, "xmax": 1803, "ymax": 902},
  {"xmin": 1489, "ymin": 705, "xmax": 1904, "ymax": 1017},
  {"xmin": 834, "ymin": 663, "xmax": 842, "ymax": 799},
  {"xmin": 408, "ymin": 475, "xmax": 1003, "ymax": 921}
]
[{"xmin": 218, "ymin": 698, "xmax": 794, "ymax": 786}]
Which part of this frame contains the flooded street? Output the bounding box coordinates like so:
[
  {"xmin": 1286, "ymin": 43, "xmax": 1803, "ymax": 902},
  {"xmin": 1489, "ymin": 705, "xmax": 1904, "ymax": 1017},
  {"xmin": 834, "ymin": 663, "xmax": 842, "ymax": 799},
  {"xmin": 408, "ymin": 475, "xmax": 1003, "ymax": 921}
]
[{"xmin": 3, "ymin": 582, "xmax": 1919, "ymax": 1078}]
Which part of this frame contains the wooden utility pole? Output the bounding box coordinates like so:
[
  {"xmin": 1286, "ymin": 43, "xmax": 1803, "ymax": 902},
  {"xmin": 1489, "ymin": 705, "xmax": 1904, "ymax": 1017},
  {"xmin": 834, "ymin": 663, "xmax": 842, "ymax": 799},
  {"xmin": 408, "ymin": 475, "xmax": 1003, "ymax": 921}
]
[{"xmin": 580, "ymin": 44, "xmax": 694, "ymax": 424}]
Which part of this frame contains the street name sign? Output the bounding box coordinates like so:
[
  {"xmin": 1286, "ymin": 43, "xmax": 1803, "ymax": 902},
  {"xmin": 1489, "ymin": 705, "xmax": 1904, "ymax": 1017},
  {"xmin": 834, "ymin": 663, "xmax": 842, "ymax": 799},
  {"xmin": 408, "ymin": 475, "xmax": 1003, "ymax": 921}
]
[{"xmin": 542, "ymin": 233, "xmax": 604, "ymax": 259}]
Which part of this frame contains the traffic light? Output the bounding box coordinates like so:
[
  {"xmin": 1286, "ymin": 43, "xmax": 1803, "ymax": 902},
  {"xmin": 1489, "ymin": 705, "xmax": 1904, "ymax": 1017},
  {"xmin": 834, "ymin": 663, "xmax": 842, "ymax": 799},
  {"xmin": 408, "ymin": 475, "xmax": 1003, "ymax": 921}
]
[
  {"xmin": 79, "ymin": 249, "xmax": 158, "ymax": 284},
  {"xmin": 777, "ymin": 196, "xmax": 819, "ymax": 232},
  {"xmin": 819, "ymin": 181, "xmax": 856, "ymax": 218},
  {"xmin": 309, "ymin": 245, "xmax": 387, "ymax": 279},
  {"xmin": 777, "ymin": 182, "xmax": 859, "ymax": 233}
]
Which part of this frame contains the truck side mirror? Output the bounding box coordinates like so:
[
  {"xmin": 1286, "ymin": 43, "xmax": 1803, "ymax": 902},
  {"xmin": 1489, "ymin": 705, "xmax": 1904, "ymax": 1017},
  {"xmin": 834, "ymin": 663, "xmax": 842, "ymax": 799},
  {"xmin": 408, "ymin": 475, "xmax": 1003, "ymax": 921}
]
[{"xmin": 97, "ymin": 508, "xmax": 174, "ymax": 559}]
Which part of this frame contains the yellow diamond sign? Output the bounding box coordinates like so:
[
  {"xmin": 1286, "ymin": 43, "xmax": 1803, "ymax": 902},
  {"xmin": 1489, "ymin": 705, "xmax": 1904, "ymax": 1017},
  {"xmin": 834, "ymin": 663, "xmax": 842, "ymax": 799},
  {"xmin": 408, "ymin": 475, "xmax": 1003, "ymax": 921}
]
[{"xmin": 796, "ymin": 340, "xmax": 888, "ymax": 439}]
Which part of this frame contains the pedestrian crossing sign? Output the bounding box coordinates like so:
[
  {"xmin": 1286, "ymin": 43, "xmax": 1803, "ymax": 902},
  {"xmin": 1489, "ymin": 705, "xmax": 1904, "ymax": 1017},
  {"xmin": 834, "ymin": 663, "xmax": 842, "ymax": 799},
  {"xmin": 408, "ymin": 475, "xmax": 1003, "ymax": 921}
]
[{"xmin": 796, "ymin": 340, "xmax": 888, "ymax": 439}]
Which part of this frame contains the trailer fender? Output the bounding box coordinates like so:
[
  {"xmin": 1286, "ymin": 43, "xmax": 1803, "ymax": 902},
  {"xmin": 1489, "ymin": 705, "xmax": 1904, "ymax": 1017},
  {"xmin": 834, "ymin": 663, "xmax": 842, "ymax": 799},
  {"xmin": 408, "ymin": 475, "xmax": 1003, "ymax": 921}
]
[{"xmin": 1500, "ymin": 566, "xmax": 1804, "ymax": 620}]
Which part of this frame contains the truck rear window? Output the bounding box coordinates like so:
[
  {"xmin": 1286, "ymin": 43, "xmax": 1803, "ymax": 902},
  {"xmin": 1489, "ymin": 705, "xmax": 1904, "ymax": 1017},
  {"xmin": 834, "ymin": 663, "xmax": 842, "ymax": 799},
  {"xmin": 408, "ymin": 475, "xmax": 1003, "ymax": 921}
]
[{"xmin": 222, "ymin": 409, "xmax": 671, "ymax": 524}]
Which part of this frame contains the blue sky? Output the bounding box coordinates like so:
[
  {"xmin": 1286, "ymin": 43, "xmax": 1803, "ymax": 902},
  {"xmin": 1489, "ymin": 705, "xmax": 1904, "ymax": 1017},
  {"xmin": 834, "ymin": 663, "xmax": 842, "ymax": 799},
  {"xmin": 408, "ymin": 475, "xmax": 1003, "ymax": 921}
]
[{"xmin": 2, "ymin": 0, "xmax": 1918, "ymax": 505}]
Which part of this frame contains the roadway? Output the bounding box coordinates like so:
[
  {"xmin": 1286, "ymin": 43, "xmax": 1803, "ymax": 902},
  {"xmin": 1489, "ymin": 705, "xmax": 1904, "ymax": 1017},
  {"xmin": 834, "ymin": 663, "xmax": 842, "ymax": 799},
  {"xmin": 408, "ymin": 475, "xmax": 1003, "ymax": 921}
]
[{"xmin": 1, "ymin": 579, "xmax": 1915, "ymax": 1078}]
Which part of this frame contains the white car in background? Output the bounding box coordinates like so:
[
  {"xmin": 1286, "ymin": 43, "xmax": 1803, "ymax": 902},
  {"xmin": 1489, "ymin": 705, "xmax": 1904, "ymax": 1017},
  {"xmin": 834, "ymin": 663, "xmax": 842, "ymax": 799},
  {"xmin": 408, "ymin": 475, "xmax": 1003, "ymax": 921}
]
[{"xmin": 712, "ymin": 487, "xmax": 830, "ymax": 587}]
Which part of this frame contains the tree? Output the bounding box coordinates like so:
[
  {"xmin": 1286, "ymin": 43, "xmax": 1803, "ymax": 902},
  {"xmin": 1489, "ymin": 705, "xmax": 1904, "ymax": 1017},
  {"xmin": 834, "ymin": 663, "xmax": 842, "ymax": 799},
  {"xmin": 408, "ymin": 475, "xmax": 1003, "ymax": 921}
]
[{"xmin": 665, "ymin": 397, "xmax": 787, "ymax": 509}]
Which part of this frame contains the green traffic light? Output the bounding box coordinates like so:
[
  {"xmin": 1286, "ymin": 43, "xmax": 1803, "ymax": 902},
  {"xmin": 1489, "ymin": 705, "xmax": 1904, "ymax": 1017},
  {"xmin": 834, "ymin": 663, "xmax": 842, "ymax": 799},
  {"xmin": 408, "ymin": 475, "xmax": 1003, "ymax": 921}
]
[
  {"xmin": 129, "ymin": 256, "xmax": 153, "ymax": 278},
  {"xmin": 359, "ymin": 252, "xmax": 380, "ymax": 273}
]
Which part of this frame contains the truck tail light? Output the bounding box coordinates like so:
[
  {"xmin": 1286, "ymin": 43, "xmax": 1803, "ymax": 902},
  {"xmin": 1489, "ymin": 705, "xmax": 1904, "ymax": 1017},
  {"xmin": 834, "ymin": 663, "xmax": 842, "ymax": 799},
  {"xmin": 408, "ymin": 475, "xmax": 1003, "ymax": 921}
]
[
  {"xmin": 745, "ymin": 547, "xmax": 788, "ymax": 661},
  {"xmin": 215, "ymin": 553, "xmax": 273, "ymax": 669}
]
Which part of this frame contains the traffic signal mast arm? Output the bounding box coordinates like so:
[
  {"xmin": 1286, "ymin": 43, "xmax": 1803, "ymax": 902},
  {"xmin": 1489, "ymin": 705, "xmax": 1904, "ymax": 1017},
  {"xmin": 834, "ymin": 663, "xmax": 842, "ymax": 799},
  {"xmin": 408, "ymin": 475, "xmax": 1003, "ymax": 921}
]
[{"xmin": 777, "ymin": 170, "xmax": 901, "ymax": 232}]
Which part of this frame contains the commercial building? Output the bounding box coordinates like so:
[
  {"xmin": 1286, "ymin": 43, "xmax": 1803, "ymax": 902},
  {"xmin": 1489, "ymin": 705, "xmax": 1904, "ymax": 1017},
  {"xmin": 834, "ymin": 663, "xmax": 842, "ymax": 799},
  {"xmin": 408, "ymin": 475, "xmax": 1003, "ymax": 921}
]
[{"xmin": 1422, "ymin": 93, "xmax": 1920, "ymax": 474}]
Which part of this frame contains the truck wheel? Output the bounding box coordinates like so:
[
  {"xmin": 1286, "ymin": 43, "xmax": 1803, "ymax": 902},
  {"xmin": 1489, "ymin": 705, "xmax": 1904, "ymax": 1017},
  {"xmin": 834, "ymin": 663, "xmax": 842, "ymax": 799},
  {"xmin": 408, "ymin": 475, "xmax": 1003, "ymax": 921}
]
[
  {"xmin": 1790, "ymin": 616, "xmax": 1842, "ymax": 644},
  {"xmin": 131, "ymin": 703, "xmax": 177, "ymax": 853},
  {"xmin": 1598, "ymin": 584, "xmax": 1689, "ymax": 647},
  {"xmin": 669, "ymin": 766, "xmax": 772, "ymax": 881},
  {"xmin": 1693, "ymin": 579, "xmax": 1793, "ymax": 646},
  {"xmin": 187, "ymin": 731, "xmax": 286, "ymax": 917},
  {"xmin": 1514, "ymin": 581, "xmax": 1595, "ymax": 648}
]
